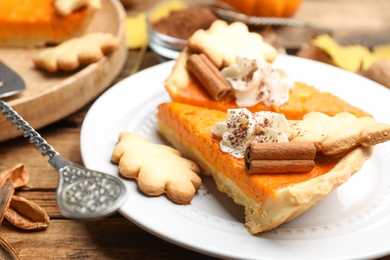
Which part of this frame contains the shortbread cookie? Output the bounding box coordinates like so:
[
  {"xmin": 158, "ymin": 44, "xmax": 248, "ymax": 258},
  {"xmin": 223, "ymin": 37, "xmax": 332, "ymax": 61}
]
[
  {"xmin": 33, "ymin": 32, "xmax": 119, "ymax": 72},
  {"xmin": 187, "ymin": 20, "xmax": 278, "ymax": 68},
  {"xmin": 111, "ymin": 132, "xmax": 202, "ymax": 204},
  {"xmin": 290, "ymin": 112, "xmax": 390, "ymax": 155}
]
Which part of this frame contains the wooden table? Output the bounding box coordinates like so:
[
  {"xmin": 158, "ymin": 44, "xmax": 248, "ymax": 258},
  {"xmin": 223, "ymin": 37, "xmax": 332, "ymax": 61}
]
[{"xmin": 1, "ymin": 0, "xmax": 389, "ymax": 259}]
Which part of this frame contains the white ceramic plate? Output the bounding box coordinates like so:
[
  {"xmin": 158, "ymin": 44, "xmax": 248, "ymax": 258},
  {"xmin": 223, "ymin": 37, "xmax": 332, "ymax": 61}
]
[{"xmin": 80, "ymin": 55, "xmax": 390, "ymax": 259}]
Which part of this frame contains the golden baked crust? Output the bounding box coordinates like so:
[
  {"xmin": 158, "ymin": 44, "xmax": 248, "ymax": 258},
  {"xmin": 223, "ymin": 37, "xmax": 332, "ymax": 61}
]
[
  {"xmin": 157, "ymin": 102, "xmax": 373, "ymax": 234},
  {"xmin": 246, "ymin": 146, "xmax": 371, "ymax": 233}
]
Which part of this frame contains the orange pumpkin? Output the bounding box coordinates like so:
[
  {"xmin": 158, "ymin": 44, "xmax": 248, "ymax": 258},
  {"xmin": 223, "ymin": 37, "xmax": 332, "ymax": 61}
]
[{"xmin": 220, "ymin": 0, "xmax": 302, "ymax": 17}]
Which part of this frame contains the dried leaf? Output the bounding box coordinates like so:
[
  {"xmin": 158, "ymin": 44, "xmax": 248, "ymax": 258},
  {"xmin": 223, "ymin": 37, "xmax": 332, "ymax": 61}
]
[
  {"xmin": 0, "ymin": 164, "xmax": 29, "ymax": 189},
  {"xmin": 5, "ymin": 196, "xmax": 50, "ymax": 231},
  {"xmin": 311, "ymin": 34, "xmax": 370, "ymax": 72},
  {"xmin": 362, "ymin": 45, "xmax": 390, "ymax": 71},
  {"xmin": 0, "ymin": 237, "xmax": 19, "ymax": 260},
  {"xmin": 309, "ymin": 34, "xmax": 390, "ymax": 72},
  {"xmin": 363, "ymin": 59, "xmax": 390, "ymax": 89},
  {"xmin": 125, "ymin": 13, "xmax": 147, "ymax": 49},
  {"xmin": 0, "ymin": 181, "xmax": 14, "ymax": 226},
  {"xmin": 296, "ymin": 42, "xmax": 334, "ymax": 65}
]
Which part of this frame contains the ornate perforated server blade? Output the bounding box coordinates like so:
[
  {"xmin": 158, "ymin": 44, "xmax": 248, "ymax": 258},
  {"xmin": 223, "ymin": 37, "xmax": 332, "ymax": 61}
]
[{"xmin": 0, "ymin": 100, "xmax": 126, "ymax": 220}]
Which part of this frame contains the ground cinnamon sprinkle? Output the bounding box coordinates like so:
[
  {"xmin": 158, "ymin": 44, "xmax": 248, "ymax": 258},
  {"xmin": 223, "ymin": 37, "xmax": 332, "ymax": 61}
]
[{"xmin": 152, "ymin": 6, "xmax": 217, "ymax": 39}]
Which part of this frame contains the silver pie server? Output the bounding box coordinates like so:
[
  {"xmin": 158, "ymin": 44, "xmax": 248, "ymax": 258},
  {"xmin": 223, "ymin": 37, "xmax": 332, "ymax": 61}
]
[
  {"xmin": 0, "ymin": 100, "xmax": 126, "ymax": 220},
  {"xmin": 0, "ymin": 61, "xmax": 26, "ymax": 98}
]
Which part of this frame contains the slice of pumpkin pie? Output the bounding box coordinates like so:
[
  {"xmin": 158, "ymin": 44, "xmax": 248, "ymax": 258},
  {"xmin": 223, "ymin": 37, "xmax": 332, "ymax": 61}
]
[
  {"xmin": 157, "ymin": 102, "xmax": 390, "ymax": 234},
  {"xmin": 164, "ymin": 20, "xmax": 370, "ymax": 120},
  {"xmin": 0, "ymin": 0, "xmax": 100, "ymax": 47}
]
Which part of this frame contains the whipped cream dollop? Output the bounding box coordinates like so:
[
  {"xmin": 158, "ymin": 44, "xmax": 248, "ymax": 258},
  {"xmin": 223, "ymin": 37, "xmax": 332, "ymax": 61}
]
[
  {"xmin": 212, "ymin": 108, "xmax": 290, "ymax": 158},
  {"xmin": 221, "ymin": 56, "xmax": 294, "ymax": 107}
]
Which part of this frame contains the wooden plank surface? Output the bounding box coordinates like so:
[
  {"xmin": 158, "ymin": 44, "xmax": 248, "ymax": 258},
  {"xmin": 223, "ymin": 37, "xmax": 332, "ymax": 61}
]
[
  {"xmin": 1, "ymin": 219, "xmax": 213, "ymax": 259},
  {"xmin": 0, "ymin": 0, "xmax": 390, "ymax": 259}
]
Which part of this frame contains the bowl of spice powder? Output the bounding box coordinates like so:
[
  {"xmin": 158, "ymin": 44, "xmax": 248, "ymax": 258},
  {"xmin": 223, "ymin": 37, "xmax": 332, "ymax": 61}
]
[{"xmin": 146, "ymin": 0, "xmax": 218, "ymax": 61}]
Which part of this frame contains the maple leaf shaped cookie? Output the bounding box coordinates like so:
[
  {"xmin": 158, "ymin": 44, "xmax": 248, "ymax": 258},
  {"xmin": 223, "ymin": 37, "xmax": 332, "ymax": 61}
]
[
  {"xmin": 111, "ymin": 132, "xmax": 202, "ymax": 204},
  {"xmin": 187, "ymin": 20, "xmax": 277, "ymax": 68},
  {"xmin": 290, "ymin": 112, "xmax": 390, "ymax": 155},
  {"xmin": 33, "ymin": 32, "xmax": 119, "ymax": 72}
]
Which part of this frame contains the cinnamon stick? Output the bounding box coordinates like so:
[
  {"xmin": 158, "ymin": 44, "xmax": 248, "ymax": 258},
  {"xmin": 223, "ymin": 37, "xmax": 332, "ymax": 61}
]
[
  {"xmin": 246, "ymin": 159, "xmax": 315, "ymax": 174},
  {"xmin": 244, "ymin": 142, "xmax": 316, "ymax": 174},
  {"xmin": 186, "ymin": 53, "xmax": 233, "ymax": 101},
  {"xmin": 245, "ymin": 142, "xmax": 316, "ymax": 162}
]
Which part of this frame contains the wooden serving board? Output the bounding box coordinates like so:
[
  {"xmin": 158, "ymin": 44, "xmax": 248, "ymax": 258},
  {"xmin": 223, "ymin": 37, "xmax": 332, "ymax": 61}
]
[{"xmin": 0, "ymin": 0, "xmax": 127, "ymax": 142}]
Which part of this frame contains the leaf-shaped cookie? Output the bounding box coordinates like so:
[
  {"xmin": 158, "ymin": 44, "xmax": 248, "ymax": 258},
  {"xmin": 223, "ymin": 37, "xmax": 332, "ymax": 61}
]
[
  {"xmin": 289, "ymin": 112, "xmax": 390, "ymax": 155},
  {"xmin": 111, "ymin": 132, "xmax": 202, "ymax": 204},
  {"xmin": 33, "ymin": 32, "xmax": 119, "ymax": 72},
  {"xmin": 188, "ymin": 20, "xmax": 277, "ymax": 68}
]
